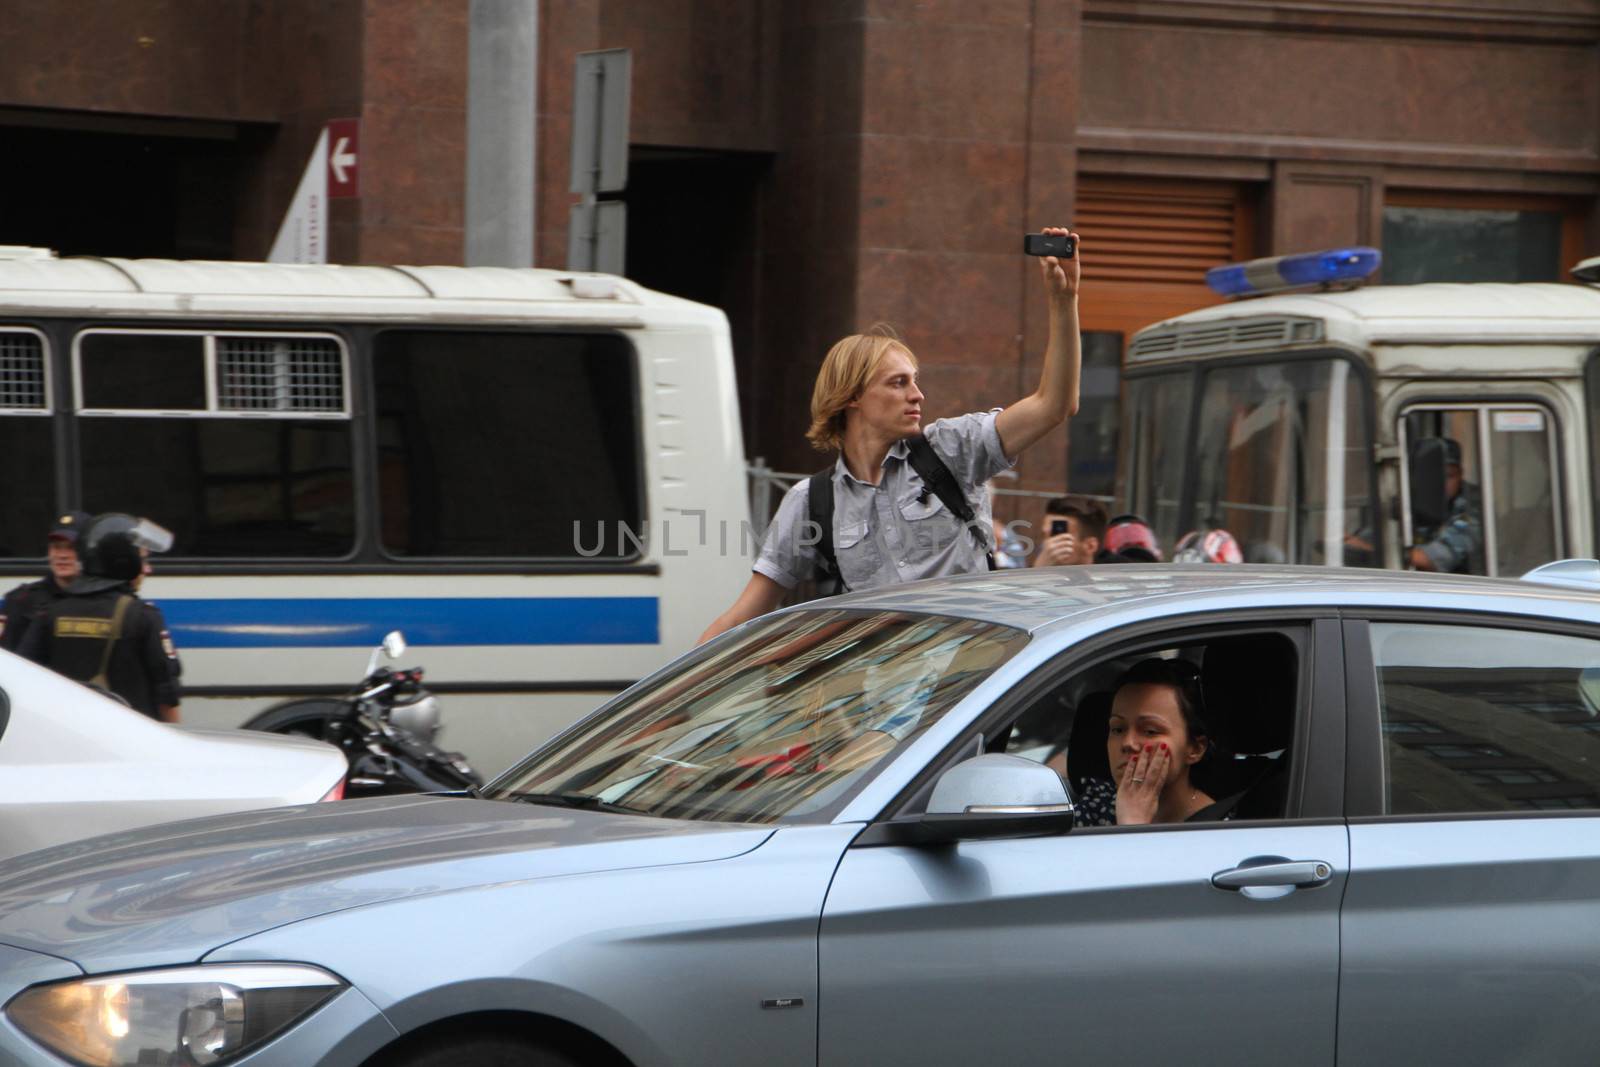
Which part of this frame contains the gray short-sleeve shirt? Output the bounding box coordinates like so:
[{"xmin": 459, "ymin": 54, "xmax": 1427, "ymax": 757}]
[{"xmin": 754, "ymin": 409, "xmax": 1014, "ymax": 592}]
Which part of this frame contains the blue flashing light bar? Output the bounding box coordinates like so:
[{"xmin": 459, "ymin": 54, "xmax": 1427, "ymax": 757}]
[{"xmin": 1205, "ymin": 247, "xmax": 1381, "ymax": 298}]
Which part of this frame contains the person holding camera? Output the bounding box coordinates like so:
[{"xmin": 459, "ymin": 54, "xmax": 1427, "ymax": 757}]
[
  {"xmin": 698, "ymin": 227, "xmax": 1083, "ymax": 643},
  {"xmin": 1032, "ymin": 495, "xmax": 1107, "ymax": 567}
]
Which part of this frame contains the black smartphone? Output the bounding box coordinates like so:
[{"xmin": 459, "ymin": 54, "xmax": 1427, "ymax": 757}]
[
  {"xmin": 1050, "ymin": 519, "xmax": 1069, "ymax": 536},
  {"xmin": 1024, "ymin": 233, "xmax": 1075, "ymax": 258}
]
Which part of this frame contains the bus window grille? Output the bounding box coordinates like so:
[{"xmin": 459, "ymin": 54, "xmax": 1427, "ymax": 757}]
[
  {"xmin": 218, "ymin": 337, "xmax": 344, "ymax": 412},
  {"xmin": 0, "ymin": 333, "xmax": 46, "ymax": 410}
]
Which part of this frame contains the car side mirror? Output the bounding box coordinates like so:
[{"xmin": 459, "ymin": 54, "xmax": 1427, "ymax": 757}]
[
  {"xmin": 1408, "ymin": 437, "xmax": 1449, "ymax": 533},
  {"xmin": 922, "ymin": 753, "xmax": 1075, "ymax": 841}
]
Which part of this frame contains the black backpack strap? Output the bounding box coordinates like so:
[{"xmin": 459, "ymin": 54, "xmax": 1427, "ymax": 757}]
[
  {"xmin": 904, "ymin": 434, "xmax": 995, "ymax": 568},
  {"xmin": 807, "ymin": 467, "xmax": 847, "ymax": 593}
]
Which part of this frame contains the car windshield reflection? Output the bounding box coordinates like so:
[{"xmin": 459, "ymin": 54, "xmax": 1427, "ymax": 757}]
[{"xmin": 488, "ymin": 609, "xmax": 1030, "ymax": 824}]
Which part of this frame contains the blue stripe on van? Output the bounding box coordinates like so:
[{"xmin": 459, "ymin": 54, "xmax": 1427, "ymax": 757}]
[{"xmin": 159, "ymin": 597, "xmax": 659, "ymax": 649}]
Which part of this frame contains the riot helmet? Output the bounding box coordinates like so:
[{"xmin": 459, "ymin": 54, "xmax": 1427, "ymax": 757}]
[
  {"xmin": 1103, "ymin": 514, "xmax": 1162, "ymax": 562},
  {"xmin": 1173, "ymin": 527, "xmax": 1243, "ymax": 564},
  {"xmin": 72, "ymin": 514, "xmax": 175, "ymax": 593}
]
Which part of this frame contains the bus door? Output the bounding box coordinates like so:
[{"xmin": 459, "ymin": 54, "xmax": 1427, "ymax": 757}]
[{"xmin": 1398, "ymin": 403, "xmax": 1565, "ymax": 576}]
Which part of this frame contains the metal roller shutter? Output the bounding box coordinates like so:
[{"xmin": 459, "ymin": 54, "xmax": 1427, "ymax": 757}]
[{"xmin": 1078, "ymin": 176, "xmax": 1250, "ymax": 288}]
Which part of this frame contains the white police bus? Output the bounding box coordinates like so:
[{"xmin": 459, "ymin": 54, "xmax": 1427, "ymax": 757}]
[
  {"xmin": 1118, "ymin": 248, "xmax": 1598, "ymax": 576},
  {"xmin": 0, "ymin": 249, "xmax": 750, "ymax": 772}
]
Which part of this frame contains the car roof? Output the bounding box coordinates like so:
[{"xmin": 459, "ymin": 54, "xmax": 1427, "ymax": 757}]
[{"xmin": 799, "ymin": 564, "xmax": 1600, "ymax": 634}]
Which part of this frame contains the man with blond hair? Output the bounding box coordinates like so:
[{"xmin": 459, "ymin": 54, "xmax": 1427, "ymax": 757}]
[{"xmin": 699, "ymin": 228, "xmax": 1083, "ymax": 642}]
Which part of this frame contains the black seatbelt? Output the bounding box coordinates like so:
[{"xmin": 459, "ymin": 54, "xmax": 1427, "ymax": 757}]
[{"xmin": 807, "ymin": 435, "xmax": 994, "ymax": 596}]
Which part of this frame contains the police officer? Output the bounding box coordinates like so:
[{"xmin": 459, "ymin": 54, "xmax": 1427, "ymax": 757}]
[
  {"xmin": 1410, "ymin": 437, "xmax": 1484, "ymax": 574},
  {"xmin": 19, "ymin": 513, "xmax": 183, "ymax": 722},
  {"xmin": 0, "ymin": 511, "xmax": 91, "ymax": 653}
]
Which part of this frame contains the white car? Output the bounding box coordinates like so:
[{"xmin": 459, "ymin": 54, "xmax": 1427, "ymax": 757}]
[{"xmin": 0, "ymin": 648, "xmax": 346, "ymax": 858}]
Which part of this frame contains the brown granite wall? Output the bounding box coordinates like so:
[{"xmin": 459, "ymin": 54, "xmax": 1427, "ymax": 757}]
[
  {"xmin": 598, "ymin": 0, "xmax": 779, "ymax": 151},
  {"xmin": 235, "ymin": 0, "xmax": 365, "ymax": 261},
  {"xmin": 849, "ymin": 0, "xmax": 1082, "ymax": 507},
  {"xmin": 750, "ymin": 3, "xmax": 866, "ymax": 475},
  {"xmin": 354, "ymin": 0, "xmax": 469, "ymax": 265},
  {"xmin": 1079, "ymin": 0, "xmax": 1600, "ymax": 271},
  {"xmin": 0, "ymin": 0, "xmax": 264, "ymax": 120},
  {"xmin": 535, "ymin": 0, "xmax": 600, "ymax": 269},
  {"xmin": 4, "ymin": 0, "xmax": 1600, "ymax": 465}
]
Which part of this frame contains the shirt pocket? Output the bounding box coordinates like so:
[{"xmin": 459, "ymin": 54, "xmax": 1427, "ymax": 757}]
[
  {"xmin": 898, "ymin": 490, "xmax": 963, "ymax": 555},
  {"xmin": 834, "ymin": 519, "xmax": 878, "ymax": 589}
]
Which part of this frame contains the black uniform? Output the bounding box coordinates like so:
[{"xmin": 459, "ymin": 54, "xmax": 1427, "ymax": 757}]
[
  {"xmin": 18, "ymin": 585, "xmax": 182, "ymax": 718},
  {"xmin": 0, "ymin": 577, "xmax": 71, "ymax": 653}
]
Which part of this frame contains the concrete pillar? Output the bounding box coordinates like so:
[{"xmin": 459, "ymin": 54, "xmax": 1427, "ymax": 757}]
[{"xmin": 466, "ymin": 0, "xmax": 538, "ymax": 266}]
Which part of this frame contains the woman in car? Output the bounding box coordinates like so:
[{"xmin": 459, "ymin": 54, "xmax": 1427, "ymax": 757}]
[{"xmin": 1074, "ymin": 658, "xmax": 1228, "ymax": 826}]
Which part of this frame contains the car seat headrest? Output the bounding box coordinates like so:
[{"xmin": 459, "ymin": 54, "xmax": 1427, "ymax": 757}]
[
  {"xmin": 1199, "ymin": 635, "xmax": 1295, "ymax": 754},
  {"xmin": 1065, "ymin": 690, "xmax": 1113, "ymax": 796}
]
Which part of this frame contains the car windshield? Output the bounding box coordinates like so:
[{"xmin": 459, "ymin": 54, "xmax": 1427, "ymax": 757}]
[{"xmin": 488, "ymin": 609, "xmax": 1030, "ymax": 824}]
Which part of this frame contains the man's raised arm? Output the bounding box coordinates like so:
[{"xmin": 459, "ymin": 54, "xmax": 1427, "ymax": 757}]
[{"xmin": 995, "ymin": 227, "xmax": 1082, "ymax": 457}]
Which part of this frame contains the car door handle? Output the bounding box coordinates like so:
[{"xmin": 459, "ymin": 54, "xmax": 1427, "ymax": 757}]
[{"xmin": 1212, "ymin": 859, "xmax": 1334, "ymax": 891}]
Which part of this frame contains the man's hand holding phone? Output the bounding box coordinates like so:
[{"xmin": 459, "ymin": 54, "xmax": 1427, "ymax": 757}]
[
  {"xmin": 1027, "ymin": 226, "xmax": 1080, "ymax": 303},
  {"xmin": 1034, "ymin": 518, "xmax": 1079, "ymax": 567}
]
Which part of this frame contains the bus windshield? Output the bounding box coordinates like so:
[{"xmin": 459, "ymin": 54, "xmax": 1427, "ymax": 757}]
[{"xmin": 1124, "ymin": 357, "xmax": 1374, "ymax": 566}]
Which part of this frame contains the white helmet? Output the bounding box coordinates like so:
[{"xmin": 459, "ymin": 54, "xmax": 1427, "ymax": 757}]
[{"xmin": 389, "ymin": 693, "xmax": 441, "ymax": 743}]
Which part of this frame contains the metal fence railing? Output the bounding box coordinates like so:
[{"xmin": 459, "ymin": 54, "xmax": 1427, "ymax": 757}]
[{"xmin": 746, "ymin": 458, "xmax": 1115, "ymax": 542}]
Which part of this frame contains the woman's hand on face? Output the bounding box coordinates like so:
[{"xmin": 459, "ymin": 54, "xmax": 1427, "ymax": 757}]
[{"xmin": 1115, "ymin": 742, "xmax": 1170, "ymax": 825}]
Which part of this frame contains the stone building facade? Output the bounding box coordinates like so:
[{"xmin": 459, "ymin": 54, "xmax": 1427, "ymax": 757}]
[{"xmin": 2, "ymin": 0, "xmax": 1596, "ymax": 509}]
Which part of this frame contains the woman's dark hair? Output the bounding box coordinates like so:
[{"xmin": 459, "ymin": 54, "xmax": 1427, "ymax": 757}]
[{"xmin": 1113, "ymin": 657, "xmax": 1210, "ymax": 752}]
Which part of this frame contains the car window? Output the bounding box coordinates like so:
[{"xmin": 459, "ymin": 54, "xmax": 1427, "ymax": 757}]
[
  {"xmin": 1003, "ymin": 630, "xmax": 1302, "ymax": 823},
  {"xmin": 1370, "ymin": 623, "xmax": 1600, "ymax": 813}
]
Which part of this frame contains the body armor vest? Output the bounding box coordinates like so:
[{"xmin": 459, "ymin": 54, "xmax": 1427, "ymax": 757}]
[{"xmin": 47, "ymin": 593, "xmax": 133, "ymax": 689}]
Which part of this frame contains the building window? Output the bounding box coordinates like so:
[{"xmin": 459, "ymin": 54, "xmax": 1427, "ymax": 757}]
[
  {"xmin": 1381, "ymin": 192, "xmax": 1585, "ymax": 284},
  {"xmin": 374, "ymin": 330, "xmax": 643, "ymax": 559}
]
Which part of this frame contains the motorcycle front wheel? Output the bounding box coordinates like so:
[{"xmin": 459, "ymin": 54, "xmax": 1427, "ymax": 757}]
[{"xmin": 240, "ymin": 699, "xmax": 349, "ymax": 742}]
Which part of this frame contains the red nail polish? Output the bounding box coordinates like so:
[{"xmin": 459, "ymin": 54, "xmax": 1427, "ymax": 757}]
[{"xmin": 1160, "ymin": 743, "xmax": 1168, "ymax": 751}]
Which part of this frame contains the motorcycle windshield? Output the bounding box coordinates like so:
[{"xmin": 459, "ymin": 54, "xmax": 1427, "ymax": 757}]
[{"xmin": 487, "ymin": 609, "xmax": 1029, "ymax": 825}]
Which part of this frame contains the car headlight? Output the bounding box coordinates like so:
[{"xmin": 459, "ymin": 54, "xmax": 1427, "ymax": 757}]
[{"xmin": 5, "ymin": 963, "xmax": 344, "ymax": 1066}]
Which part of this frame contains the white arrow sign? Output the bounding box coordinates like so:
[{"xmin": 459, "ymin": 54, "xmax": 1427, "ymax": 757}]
[{"xmin": 331, "ymin": 136, "xmax": 356, "ymax": 186}]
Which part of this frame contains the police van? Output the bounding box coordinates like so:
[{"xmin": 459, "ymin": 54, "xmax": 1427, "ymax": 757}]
[
  {"xmin": 1119, "ymin": 248, "xmax": 1599, "ymax": 576},
  {"xmin": 0, "ymin": 248, "xmax": 750, "ymax": 773}
]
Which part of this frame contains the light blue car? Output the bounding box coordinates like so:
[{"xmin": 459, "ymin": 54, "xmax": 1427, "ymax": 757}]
[{"xmin": 2, "ymin": 564, "xmax": 1600, "ymax": 1066}]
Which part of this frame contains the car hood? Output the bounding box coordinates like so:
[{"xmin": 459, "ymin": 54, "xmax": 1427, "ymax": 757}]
[
  {"xmin": 0, "ymin": 795, "xmax": 772, "ymax": 972},
  {"xmin": 177, "ymin": 724, "xmax": 340, "ymax": 755}
]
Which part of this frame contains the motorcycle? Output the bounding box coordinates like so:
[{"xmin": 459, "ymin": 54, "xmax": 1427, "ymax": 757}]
[{"xmin": 241, "ymin": 630, "xmax": 483, "ymax": 798}]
